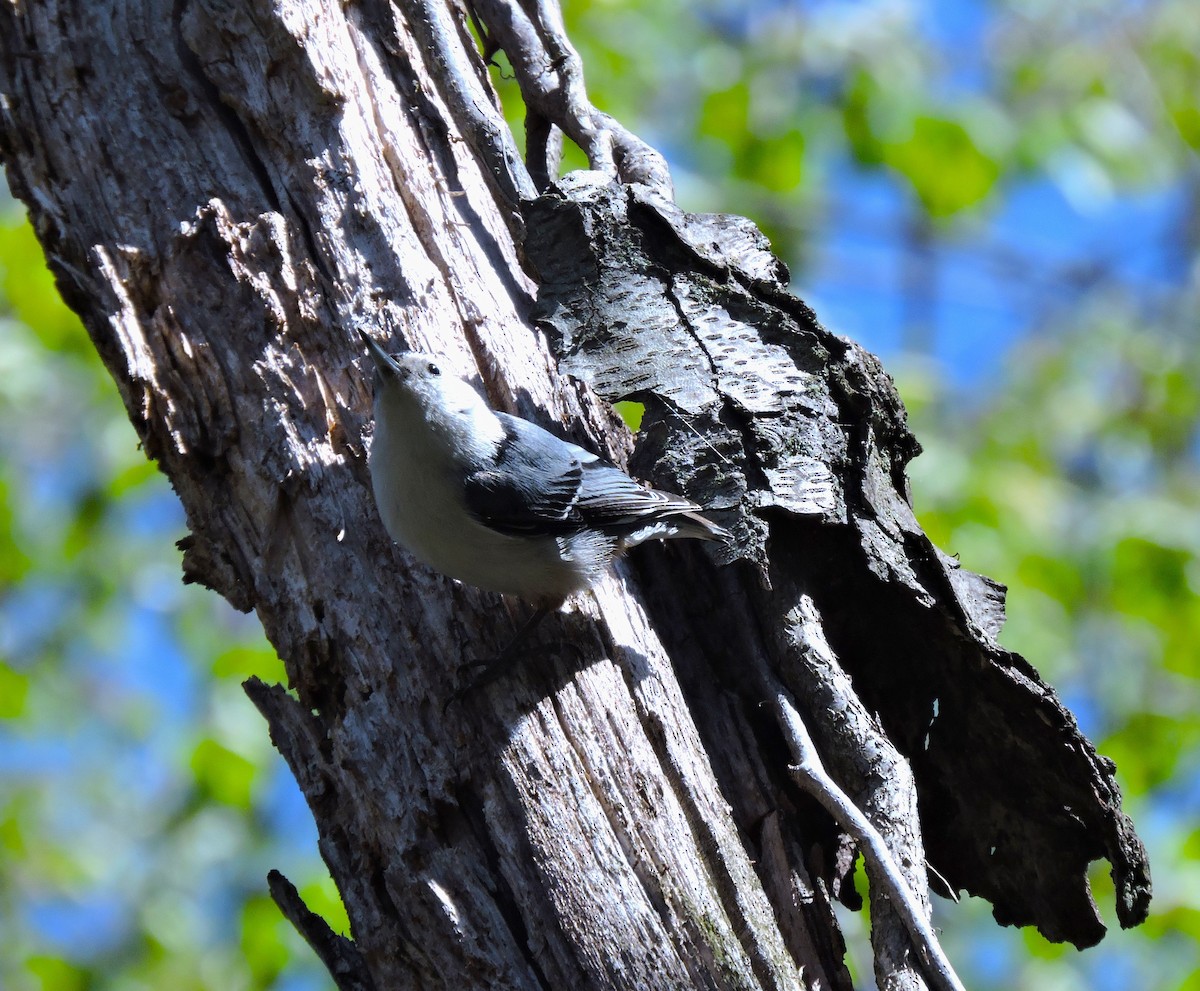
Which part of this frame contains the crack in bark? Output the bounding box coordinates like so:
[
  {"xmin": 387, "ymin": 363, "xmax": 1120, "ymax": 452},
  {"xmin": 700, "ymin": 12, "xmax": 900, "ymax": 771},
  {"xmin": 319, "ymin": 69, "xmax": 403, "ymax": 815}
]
[
  {"xmin": 451, "ymin": 780, "xmax": 557, "ymax": 991},
  {"xmin": 173, "ymin": 0, "xmax": 285, "ymax": 215}
]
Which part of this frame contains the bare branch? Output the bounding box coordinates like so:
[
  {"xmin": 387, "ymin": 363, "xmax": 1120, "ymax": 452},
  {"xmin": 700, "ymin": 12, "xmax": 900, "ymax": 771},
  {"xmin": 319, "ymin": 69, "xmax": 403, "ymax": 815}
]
[
  {"xmin": 776, "ymin": 594, "xmax": 933, "ymax": 991},
  {"xmin": 469, "ymin": 0, "xmax": 673, "ymax": 195},
  {"xmin": 776, "ymin": 695, "xmax": 966, "ymax": 991}
]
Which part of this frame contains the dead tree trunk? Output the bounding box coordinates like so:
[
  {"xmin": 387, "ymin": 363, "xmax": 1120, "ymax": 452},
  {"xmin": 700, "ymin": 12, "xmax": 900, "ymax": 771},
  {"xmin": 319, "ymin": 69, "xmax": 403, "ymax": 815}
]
[{"xmin": 0, "ymin": 2, "xmax": 1149, "ymax": 990}]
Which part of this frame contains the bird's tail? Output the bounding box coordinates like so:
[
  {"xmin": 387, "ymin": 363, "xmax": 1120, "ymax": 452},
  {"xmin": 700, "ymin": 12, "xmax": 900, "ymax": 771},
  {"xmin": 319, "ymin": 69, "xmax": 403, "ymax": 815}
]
[
  {"xmin": 616, "ymin": 504, "xmax": 731, "ymax": 549},
  {"xmin": 675, "ymin": 509, "xmax": 732, "ymax": 543}
]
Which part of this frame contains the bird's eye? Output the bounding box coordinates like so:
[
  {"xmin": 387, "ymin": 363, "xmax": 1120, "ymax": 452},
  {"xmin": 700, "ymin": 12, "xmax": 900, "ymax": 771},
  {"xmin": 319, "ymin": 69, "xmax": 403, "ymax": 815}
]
[{"xmin": 426, "ymin": 362, "xmax": 441, "ymax": 376}]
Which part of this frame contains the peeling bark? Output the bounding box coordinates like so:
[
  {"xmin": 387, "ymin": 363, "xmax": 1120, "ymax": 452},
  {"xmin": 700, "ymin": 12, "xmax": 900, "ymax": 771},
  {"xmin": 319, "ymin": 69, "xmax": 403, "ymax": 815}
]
[
  {"xmin": 0, "ymin": 1, "xmax": 1149, "ymax": 990},
  {"xmin": 524, "ymin": 175, "xmax": 1150, "ymax": 949}
]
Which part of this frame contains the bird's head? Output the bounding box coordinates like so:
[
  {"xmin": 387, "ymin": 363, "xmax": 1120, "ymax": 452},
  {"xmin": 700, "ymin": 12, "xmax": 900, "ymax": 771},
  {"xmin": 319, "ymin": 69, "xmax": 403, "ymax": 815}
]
[{"xmin": 358, "ymin": 332, "xmax": 502, "ymax": 451}]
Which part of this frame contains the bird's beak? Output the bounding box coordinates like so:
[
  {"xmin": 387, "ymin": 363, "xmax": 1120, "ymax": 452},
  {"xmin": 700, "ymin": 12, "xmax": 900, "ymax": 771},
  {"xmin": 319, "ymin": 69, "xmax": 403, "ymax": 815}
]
[{"xmin": 358, "ymin": 329, "xmax": 403, "ymax": 376}]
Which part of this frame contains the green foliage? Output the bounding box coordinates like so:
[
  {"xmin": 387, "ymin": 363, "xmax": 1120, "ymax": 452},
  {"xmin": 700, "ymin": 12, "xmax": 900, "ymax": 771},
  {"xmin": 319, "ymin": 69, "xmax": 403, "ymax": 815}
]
[
  {"xmin": 191, "ymin": 738, "xmax": 259, "ymax": 809},
  {"xmin": 0, "ymin": 214, "xmax": 86, "ymax": 351},
  {"xmin": 883, "ymin": 116, "xmax": 1000, "ymax": 216},
  {"xmin": 899, "ymin": 299, "xmax": 1200, "ymax": 986},
  {"xmin": 25, "ymin": 956, "xmax": 88, "ymax": 991},
  {"xmin": 613, "ymin": 400, "xmax": 645, "ymax": 432},
  {"xmin": 300, "ymin": 874, "xmax": 352, "ymax": 938},
  {"xmin": 699, "ymin": 83, "xmax": 806, "ymax": 192},
  {"xmin": 211, "ymin": 642, "xmax": 288, "ymax": 684},
  {"xmin": 0, "ymin": 660, "xmax": 29, "ymax": 719},
  {"xmin": 240, "ymin": 894, "xmax": 292, "ymax": 986},
  {"xmin": 844, "ymin": 75, "xmax": 1001, "ymax": 214}
]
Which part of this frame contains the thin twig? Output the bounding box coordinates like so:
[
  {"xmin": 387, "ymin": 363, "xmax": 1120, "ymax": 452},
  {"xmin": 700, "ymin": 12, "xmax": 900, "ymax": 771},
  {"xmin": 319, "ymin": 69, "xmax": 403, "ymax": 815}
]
[{"xmin": 777, "ymin": 694, "xmax": 968, "ymax": 991}]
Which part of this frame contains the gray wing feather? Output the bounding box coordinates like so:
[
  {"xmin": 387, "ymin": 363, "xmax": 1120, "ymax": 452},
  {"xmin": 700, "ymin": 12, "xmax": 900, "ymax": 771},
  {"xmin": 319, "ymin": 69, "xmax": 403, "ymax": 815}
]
[
  {"xmin": 462, "ymin": 414, "xmax": 583, "ymax": 536},
  {"xmin": 464, "ymin": 412, "xmax": 726, "ymax": 543},
  {"xmin": 574, "ymin": 461, "xmax": 698, "ymax": 524}
]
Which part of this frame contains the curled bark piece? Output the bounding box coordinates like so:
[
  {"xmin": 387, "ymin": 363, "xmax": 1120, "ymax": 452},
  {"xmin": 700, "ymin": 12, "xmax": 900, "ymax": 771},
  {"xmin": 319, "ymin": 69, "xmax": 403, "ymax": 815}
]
[{"xmin": 522, "ymin": 173, "xmax": 1151, "ymax": 947}]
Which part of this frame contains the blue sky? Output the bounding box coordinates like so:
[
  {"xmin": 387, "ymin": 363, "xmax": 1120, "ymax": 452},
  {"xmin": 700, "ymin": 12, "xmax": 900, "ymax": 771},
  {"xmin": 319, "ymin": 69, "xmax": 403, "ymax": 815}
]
[{"xmin": 804, "ymin": 165, "xmax": 1187, "ymax": 384}]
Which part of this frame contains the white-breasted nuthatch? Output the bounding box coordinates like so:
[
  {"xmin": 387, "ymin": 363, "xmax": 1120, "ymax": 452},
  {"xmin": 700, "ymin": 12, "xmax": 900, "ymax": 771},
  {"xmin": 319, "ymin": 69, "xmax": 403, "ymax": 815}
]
[{"xmin": 359, "ymin": 331, "xmax": 729, "ymax": 680}]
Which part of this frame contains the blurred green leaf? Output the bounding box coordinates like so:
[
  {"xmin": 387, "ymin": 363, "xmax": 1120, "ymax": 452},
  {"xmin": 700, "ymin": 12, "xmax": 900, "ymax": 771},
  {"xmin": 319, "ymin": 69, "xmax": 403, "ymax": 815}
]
[
  {"xmin": 614, "ymin": 401, "xmax": 645, "ymax": 432},
  {"xmin": 745, "ymin": 129, "xmax": 805, "ymax": 193},
  {"xmin": 0, "ymin": 808, "xmax": 25, "ymax": 856},
  {"xmin": 0, "ymin": 218, "xmax": 87, "ymax": 353},
  {"xmin": 211, "ymin": 643, "xmax": 287, "ymax": 683},
  {"xmin": 190, "ymin": 739, "xmax": 257, "ymax": 809},
  {"xmin": 699, "ymin": 83, "xmax": 750, "ymax": 147},
  {"xmin": 107, "ymin": 459, "xmax": 160, "ymax": 499},
  {"xmin": 884, "ymin": 116, "xmax": 1000, "ymax": 216},
  {"xmin": 26, "ymin": 955, "xmax": 88, "ymax": 991},
  {"xmin": 0, "ymin": 476, "xmax": 30, "ymax": 585},
  {"xmin": 240, "ymin": 893, "xmax": 290, "ymax": 986},
  {"xmin": 300, "ymin": 873, "xmax": 352, "ymax": 938},
  {"xmin": 841, "ymin": 69, "xmax": 886, "ymax": 167},
  {"xmin": 1170, "ymin": 104, "xmax": 1200, "ymax": 150},
  {"xmin": 0, "ymin": 660, "xmax": 29, "ymax": 718}
]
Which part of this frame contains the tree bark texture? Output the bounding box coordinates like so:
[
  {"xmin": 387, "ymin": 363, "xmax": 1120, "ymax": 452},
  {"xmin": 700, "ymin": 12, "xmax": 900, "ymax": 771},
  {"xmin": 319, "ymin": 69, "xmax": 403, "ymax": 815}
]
[{"xmin": 0, "ymin": 2, "xmax": 1150, "ymax": 990}]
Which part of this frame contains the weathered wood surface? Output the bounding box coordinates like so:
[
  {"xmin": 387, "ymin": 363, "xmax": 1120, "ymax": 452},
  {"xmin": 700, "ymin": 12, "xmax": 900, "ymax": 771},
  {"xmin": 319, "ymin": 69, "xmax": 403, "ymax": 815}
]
[{"xmin": 0, "ymin": 0, "xmax": 1149, "ymax": 989}]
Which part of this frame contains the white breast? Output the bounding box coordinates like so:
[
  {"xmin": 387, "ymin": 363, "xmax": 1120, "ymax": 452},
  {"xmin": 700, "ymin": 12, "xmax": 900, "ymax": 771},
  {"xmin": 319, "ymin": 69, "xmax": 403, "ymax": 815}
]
[{"xmin": 369, "ymin": 395, "xmax": 607, "ymax": 603}]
